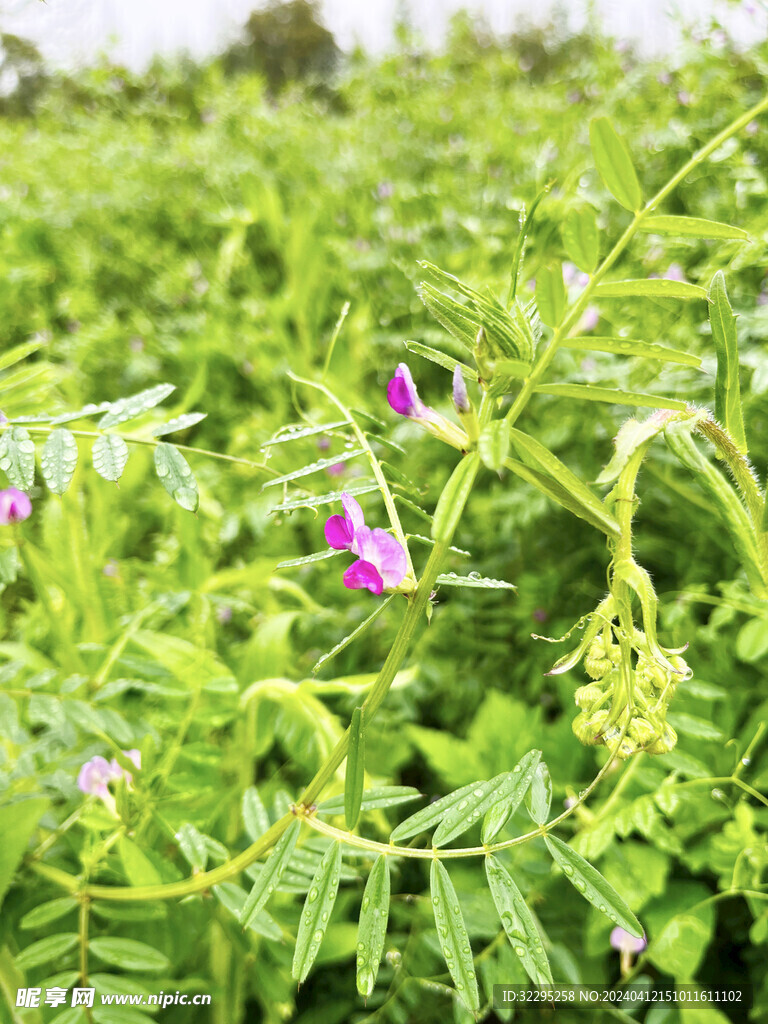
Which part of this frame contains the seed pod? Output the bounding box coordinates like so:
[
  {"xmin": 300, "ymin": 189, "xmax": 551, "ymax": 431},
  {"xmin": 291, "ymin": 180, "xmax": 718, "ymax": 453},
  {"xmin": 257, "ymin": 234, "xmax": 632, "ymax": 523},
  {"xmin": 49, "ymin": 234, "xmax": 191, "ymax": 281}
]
[{"xmin": 574, "ymin": 683, "xmax": 603, "ymax": 710}]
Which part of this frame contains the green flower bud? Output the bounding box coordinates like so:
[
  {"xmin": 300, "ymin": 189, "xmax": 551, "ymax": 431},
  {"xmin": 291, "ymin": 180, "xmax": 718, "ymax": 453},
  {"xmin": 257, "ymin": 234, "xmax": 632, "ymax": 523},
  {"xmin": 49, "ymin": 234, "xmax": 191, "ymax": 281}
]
[
  {"xmin": 637, "ymin": 656, "xmax": 668, "ymax": 691},
  {"xmin": 628, "ymin": 717, "xmax": 657, "ymax": 746},
  {"xmin": 574, "ymin": 683, "xmax": 603, "ymax": 710},
  {"xmin": 584, "ymin": 641, "xmax": 612, "ymax": 679},
  {"xmin": 572, "ymin": 708, "xmax": 609, "ymax": 745},
  {"xmin": 669, "ymin": 655, "xmax": 692, "ymax": 680},
  {"xmin": 603, "ymin": 731, "xmax": 639, "ymax": 759},
  {"xmin": 646, "ymin": 724, "xmax": 677, "ymax": 755}
]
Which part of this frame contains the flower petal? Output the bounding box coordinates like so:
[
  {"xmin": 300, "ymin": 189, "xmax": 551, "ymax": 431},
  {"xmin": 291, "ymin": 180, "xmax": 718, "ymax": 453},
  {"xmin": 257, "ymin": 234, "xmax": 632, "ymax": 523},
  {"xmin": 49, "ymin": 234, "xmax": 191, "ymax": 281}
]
[
  {"xmin": 340, "ymin": 492, "xmax": 365, "ymax": 534},
  {"xmin": 356, "ymin": 527, "xmax": 407, "ymax": 589},
  {"xmin": 325, "ymin": 514, "xmax": 355, "ymax": 550},
  {"xmin": 343, "ymin": 559, "xmax": 384, "ymax": 595}
]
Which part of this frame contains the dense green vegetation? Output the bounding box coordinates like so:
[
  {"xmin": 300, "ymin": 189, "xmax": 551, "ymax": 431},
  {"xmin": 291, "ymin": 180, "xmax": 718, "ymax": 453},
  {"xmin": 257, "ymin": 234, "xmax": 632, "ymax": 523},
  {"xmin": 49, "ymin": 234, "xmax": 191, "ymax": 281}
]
[{"xmin": 1, "ymin": 10, "xmax": 767, "ymax": 1023}]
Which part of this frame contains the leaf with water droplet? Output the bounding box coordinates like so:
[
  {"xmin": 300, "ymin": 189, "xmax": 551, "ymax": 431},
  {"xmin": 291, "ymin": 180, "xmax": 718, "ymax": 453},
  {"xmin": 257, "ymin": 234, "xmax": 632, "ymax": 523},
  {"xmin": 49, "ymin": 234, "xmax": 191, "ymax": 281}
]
[
  {"xmin": 92, "ymin": 433, "xmax": 129, "ymax": 483},
  {"xmin": 524, "ymin": 761, "xmax": 552, "ymax": 825},
  {"xmin": 485, "ymin": 855, "xmax": 553, "ymax": 985},
  {"xmin": 345, "ymin": 706, "xmax": 365, "ymax": 830},
  {"xmin": 98, "ymin": 383, "xmax": 175, "ymax": 429},
  {"xmin": 356, "ymin": 855, "xmax": 390, "ymax": 999},
  {"xmin": 0, "ymin": 425, "xmax": 35, "ymax": 489},
  {"xmin": 389, "ymin": 781, "xmax": 480, "ymax": 843},
  {"xmin": 292, "ymin": 841, "xmax": 342, "ymax": 984},
  {"xmin": 544, "ymin": 834, "xmax": 642, "ymax": 936},
  {"xmin": 41, "ymin": 428, "xmax": 78, "ymax": 495},
  {"xmin": 431, "ymin": 749, "xmax": 540, "ymax": 847},
  {"xmin": 240, "ymin": 820, "xmax": 300, "ymax": 929},
  {"xmin": 430, "ymin": 860, "xmax": 479, "ymax": 1012},
  {"xmin": 154, "ymin": 442, "xmax": 199, "ymax": 512},
  {"xmin": 317, "ymin": 785, "xmax": 421, "ymax": 817}
]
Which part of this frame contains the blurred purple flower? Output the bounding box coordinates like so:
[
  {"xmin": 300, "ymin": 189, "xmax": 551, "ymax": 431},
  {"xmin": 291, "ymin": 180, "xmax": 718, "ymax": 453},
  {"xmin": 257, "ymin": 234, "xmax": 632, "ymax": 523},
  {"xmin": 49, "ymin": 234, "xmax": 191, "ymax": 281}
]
[
  {"xmin": 757, "ymin": 289, "xmax": 768, "ymax": 306},
  {"xmin": 677, "ymin": 90, "xmax": 691, "ymax": 107},
  {"xmin": 317, "ymin": 436, "xmax": 331, "ymax": 452},
  {"xmin": 610, "ymin": 927, "xmax": 647, "ymax": 955},
  {"xmin": 533, "ymin": 608, "xmax": 548, "ymax": 623},
  {"xmin": 77, "ymin": 756, "xmax": 116, "ymax": 799},
  {"xmin": 0, "ymin": 488, "xmax": 31, "ymax": 525},
  {"xmin": 563, "ymin": 796, "xmax": 576, "ymax": 810},
  {"xmin": 377, "ymin": 181, "xmax": 394, "ymax": 200},
  {"xmin": 217, "ymin": 605, "xmax": 233, "ymax": 624},
  {"xmin": 664, "ymin": 263, "xmax": 687, "ymax": 282},
  {"xmin": 387, "ymin": 363, "xmax": 424, "ymax": 418},
  {"xmin": 578, "ymin": 306, "xmax": 600, "ymax": 333},
  {"xmin": 326, "ymin": 462, "xmax": 346, "ymax": 478},
  {"xmin": 563, "ymin": 262, "xmax": 589, "ymax": 288},
  {"xmin": 746, "ymin": 120, "xmax": 759, "ymax": 137},
  {"xmin": 103, "ymin": 559, "xmax": 119, "ymax": 578},
  {"xmin": 0, "ymin": 410, "xmax": 7, "ymax": 424},
  {"xmin": 657, "ymin": 71, "xmax": 672, "ymax": 86},
  {"xmin": 325, "ymin": 492, "xmax": 366, "ymax": 552}
]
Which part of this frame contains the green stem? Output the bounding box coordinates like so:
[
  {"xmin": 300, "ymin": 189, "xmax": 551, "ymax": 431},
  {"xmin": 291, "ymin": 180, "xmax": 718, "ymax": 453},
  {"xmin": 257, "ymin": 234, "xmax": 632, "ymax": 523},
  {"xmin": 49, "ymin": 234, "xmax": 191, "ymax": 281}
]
[{"xmin": 505, "ymin": 92, "xmax": 768, "ymax": 428}]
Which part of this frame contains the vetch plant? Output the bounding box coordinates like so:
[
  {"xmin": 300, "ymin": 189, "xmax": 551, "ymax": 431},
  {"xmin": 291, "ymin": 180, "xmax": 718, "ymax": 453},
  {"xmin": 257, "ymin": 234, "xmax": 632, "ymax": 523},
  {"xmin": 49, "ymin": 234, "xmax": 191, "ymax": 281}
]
[{"xmin": 5, "ymin": 88, "xmax": 768, "ymax": 1022}]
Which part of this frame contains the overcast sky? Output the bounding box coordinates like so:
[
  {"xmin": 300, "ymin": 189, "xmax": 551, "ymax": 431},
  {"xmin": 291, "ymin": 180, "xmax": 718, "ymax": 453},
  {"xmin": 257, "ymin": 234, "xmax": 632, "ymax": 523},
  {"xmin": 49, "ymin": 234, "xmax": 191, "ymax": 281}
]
[{"xmin": 0, "ymin": 0, "xmax": 765, "ymax": 69}]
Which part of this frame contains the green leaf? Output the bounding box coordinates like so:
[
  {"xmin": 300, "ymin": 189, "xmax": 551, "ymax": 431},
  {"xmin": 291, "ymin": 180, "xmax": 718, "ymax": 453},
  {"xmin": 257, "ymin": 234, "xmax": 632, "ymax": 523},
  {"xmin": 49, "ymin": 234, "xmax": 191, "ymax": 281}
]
[
  {"xmin": 543, "ymin": 834, "xmax": 643, "ymax": 936},
  {"xmin": 506, "ymin": 455, "xmax": 619, "ymax": 536},
  {"xmin": 563, "ymin": 336, "xmax": 701, "ymax": 368},
  {"xmin": 240, "ymin": 820, "xmax": 301, "ymax": 928},
  {"xmin": 536, "ymin": 264, "xmax": 567, "ymax": 328},
  {"xmin": 485, "ymin": 359, "xmax": 532, "ymax": 398},
  {"xmin": 736, "ymin": 618, "xmax": 768, "ymax": 663},
  {"xmin": 0, "ymin": 798, "xmax": 49, "ymax": 913},
  {"xmin": 641, "ymin": 215, "xmax": 749, "ymax": 240},
  {"xmin": 277, "ymin": 548, "xmax": 341, "ymax": 569},
  {"xmin": 563, "ymin": 207, "xmax": 599, "ymax": 273},
  {"xmin": 596, "ymin": 279, "xmax": 706, "ymax": 300},
  {"xmin": 214, "ymin": 883, "xmax": 282, "ymax": 940},
  {"xmin": 485, "ymin": 856, "xmax": 554, "ymax": 985},
  {"xmin": 429, "ymin": 860, "xmax": 479, "ymax": 1012},
  {"xmin": 435, "ymin": 572, "xmax": 515, "ymax": 590},
  {"xmin": 318, "ymin": 786, "xmax": 421, "ymax": 815},
  {"xmin": 432, "ymin": 453, "xmax": 481, "ymax": 542},
  {"xmin": 262, "ymin": 449, "xmax": 365, "ymax": 489},
  {"xmin": 478, "ymin": 420, "xmax": 510, "ymax": 472},
  {"xmin": 524, "ymin": 761, "xmax": 552, "ymax": 824},
  {"xmin": 92, "ymin": 434, "xmax": 129, "ymax": 482},
  {"xmin": 535, "ymin": 383, "xmax": 687, "ymax": 411},
  {"xmin": 176, "ymin": 823, "xmax": 209, "ymax": 871},
  {"xmin": 0, "ymin": 426, "xmax": 35, "ymax": 489},
  {"xmin": 119, "ymin": 835, "xmax": 162, "ymax": 887},
  {"xmin": 262, "ymin": 420, "xmax": 351, "ymax": 447},
  {"xmin": 15, "ymin": 933, "xmax": 79, "ymax": 970},
  {"xmin": 665, "ymin": 712, "xmax": 723, "ymax": 741},
  {"xmin": 269, "ymin": 482, "xmax": 379, "ymax": 514},
  {"xmin": 313, "ymin": 596, "xmax": 395, "ymax": 674},
  {"xmin": 242, "ymin": 787, "xmax": 270, "ymax": 841},
  {"xmin": 89, "ymin": 937, "xmax": 170, "ymax": 973},
  {"xmin": 435, "ymin": 751, "xmax": 541, "ymax": 847},
  {"xmin": 20, "ymin": 897, "xmax": 78, "ymax": 930},
  {"xmin": 345, "ymin": 706, "xmax": 365, "ymax": 830},
  {"xmin": 507, "ymin": 428, "xmax": 620, "ymax": 534},
  {"xmin": 151, "ymin": 412, "xmax": 207, "ymax": 437},
  {"xmin": 98, "ymin": 384, "xmax": 175, "ymax": 429},
  {"xmin": 589, "ymin": 117, "xmax": 643, "ymax": 212},
  {"xmin": 292, "ymin": 842, "xmax": 342, "ymax": 984},
  {"xmin": 390, "ymin": 782, "xmax": 479, "ymax": 842},
  {"xmin": 153, "ymin": 442, "xmax": 199, "ymax": 512},
  {"xmin": 404, "ymin": 341, "xmax": 476, "ymax": 380},
  {"xmin": 40, "ymin": 428, "xmax": 78, "ymax": 494},
  {"xmin": 417, "ymin": 281, "xmax": 480, "ymax": 351},
  {"xmin": 356, "ymin": 855, "xmax": 390, "ymax": 998},
  {"xmin": 0, "ymin": 337, "xmax": 46, "ymax": 372},
  {"xmin": 708, "ymin": 271, "xmax": 747, "ymax": 453},
  {"xmin": 646, "ymin": 909, "xmax": 712, "ymax": 980}
]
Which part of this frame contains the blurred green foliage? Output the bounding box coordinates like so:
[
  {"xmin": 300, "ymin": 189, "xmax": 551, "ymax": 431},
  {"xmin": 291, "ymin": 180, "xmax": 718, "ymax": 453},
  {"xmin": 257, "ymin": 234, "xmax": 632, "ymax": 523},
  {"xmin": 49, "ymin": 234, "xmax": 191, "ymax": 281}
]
[{"xmin": 0, "ymin": 10, "xmax": 767, "ymax": 1024}]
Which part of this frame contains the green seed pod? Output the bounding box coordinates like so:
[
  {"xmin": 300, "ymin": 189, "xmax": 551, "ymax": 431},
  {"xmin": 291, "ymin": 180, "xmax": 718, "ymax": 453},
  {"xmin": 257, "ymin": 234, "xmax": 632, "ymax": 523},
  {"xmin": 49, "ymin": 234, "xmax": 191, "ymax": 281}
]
[
  {"xmin": 646, "ymin": 724, "xmax": 677, "ymax": 755},
  {"xmin": 574, "ymin": 683, "xmax": 603, "ymax": 710},
  {"xmin": 628, "ymin": 717, "xmax": 657, "ymax": 746}
]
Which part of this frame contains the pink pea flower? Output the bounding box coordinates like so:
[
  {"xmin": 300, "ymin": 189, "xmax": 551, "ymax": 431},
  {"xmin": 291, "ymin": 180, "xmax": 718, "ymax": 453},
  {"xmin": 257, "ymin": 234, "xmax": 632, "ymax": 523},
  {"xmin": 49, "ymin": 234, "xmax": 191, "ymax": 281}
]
[
  {"xmin": 578, "ymin": 306, "xmax": 600, "ymax": 333},
  {"xmin": 78, "ymin": 749, "xmax": 141, "ymax": 802},
  {"xmin": 563, "ymin": 262, "xmax": 589, "ymax": 288},
  {"xmin": 0, "ymin": 488, "xmax": 31, "ymax": 525},
  {"xmin": 610, "ymin": 927, "xmax": 647, "ymax": 955},
  {"xmin": 664, "ymin": 263, "xmax": 687, "ymax": 283},
  {"xmin": 452, "ymin": 366, "xmax": 470, "ymax": 413},
  {"xmin": 325, "ymin": 493, "xmax": 408, "ymax": 595},
  {"xmin": 326, "ymin": 462, "xmax": 346, "ymax": 478},
  {"xmin": 110, "ymin": 748, "xmax": 141, "ymax": 783}
]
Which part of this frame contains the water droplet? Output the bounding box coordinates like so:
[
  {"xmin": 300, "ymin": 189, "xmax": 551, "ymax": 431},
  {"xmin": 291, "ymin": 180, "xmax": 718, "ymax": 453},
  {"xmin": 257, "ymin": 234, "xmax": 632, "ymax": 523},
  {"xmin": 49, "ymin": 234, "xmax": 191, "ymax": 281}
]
[
  {"xmin": 515, "ymin": 947, "xmax": 525, "ymax": 956},
  {"xmin": 563, "ymin": 865, "xmax": 574, "ymax": 876}
]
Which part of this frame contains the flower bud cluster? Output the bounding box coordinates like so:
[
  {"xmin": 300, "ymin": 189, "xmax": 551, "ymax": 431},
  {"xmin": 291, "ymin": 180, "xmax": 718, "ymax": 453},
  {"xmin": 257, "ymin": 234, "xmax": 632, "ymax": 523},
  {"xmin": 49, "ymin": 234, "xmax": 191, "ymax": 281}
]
[{"xmin": 569, "ymin": 636, "xmax": 689, "ymax": 759}]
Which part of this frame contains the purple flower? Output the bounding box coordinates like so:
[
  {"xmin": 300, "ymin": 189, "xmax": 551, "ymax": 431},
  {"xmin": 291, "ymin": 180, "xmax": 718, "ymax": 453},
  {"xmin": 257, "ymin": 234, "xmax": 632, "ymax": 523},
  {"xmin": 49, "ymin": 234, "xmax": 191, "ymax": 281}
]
[
  {"xmin": 452, "ymin": 366, "xmax": 470, "ymax": 413},
  {"xmin": 578, "ymin": 306, "xmax": 600, "ymax": 333},
  {"xmin": 563, "ymin": 262, "xmax": 589, "ymax": 288},
  {"xmin": 325, "ymin": 492, "xmax": 365, "ymax": 552},
  {"xmin": 610, "ymin": 927, "xmax": 647, "ymax": 955},
  {"xmin": 0, "ymin": 488, "xmax": 31, "ymax": 525},
  {"xmin": 664, "ymin": 263, "xmax": 686, "ymax": 283},
  {"xmin": 78, "ymin": 749, "xmax": 140, "ymax": 799},
  {"xmin": 325, "ymin": 494, "xmax": 408, "ymax": 595},
  {"xmin": 677, "ymin": 90, "xmax": 691, "ymax": 107},
  {"xmin": 0, "ymin": 411, "xmax": 7, "ymax": 424},
  {"xmin": 343, "ymin": 526, "xmax": 407, "ymax": 595},
  {"xmin": 387, "ymin": 364, "xmax": 424, "ymax": 418},
  {"xmin": 326, "ymin": 462, "xmax": 346, "ymax": 478},
  {"xmin": 77, "ymin": 756, "xmax": 116, "ymax": 799}
]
